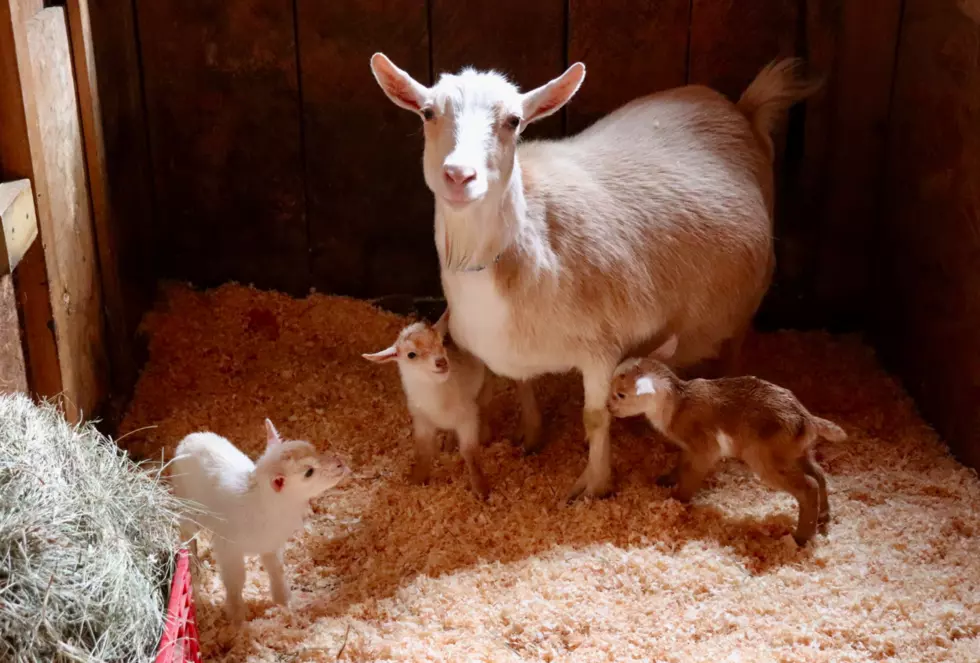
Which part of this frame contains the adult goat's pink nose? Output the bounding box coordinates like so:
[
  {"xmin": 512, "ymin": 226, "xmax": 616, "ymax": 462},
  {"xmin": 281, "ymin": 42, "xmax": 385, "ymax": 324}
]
[{"xmin": 443, "ymin": 164, "xmax": 477, "ymax": 187}]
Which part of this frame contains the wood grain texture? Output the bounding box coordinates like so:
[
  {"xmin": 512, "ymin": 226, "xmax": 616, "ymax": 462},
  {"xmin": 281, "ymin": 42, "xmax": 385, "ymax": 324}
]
[
  {"xmin": 0, "ymin": 179, "xmax": 38, "ymax": 275},
  {"xmin": 689, "ymin": 0, "xmax": 802, "ymax": 330},
  {"xmin": 0, "ymin": 0, "xmax": 62, "ymax": 401},
  {"xmin": 298, "ymin": 0, "xmax": 436, "ymax": 297},
  {"xmin": 567, "ymin": 0, "xmax": 690, "ymax": 134},
  {"xmin": 66, "ymin": 0, "xmax": 144, "ymax": 403},
  {"xmin": 877, "ymin": 0, "xmax": 980, "ymax": 470},
  {"xmin": 0, "ymin": 274, "xmax": 27, "ymax": 394},
  {"xmin": 809, "ymin": 0, "xmax": 902, "ymax": 330},
  {"xmin": 431, "ymin": 0, "xmax": 565, "ymax": 140},
  {"xmin": 136, "ymin": 0, "xmax": 308, "ymax": 294},
  {"xmin": 24, "ymin": 7, "xmax": 108, "ymax": 420},
  {"xmin": 689, "ymin": 0, "xmax": 799, "ymax": 99}
]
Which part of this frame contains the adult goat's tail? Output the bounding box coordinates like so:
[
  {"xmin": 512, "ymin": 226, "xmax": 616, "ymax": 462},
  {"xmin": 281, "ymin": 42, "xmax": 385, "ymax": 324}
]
[{"xmin": 737, "ymin": 58, "xmax": 822, "ymax": 161}]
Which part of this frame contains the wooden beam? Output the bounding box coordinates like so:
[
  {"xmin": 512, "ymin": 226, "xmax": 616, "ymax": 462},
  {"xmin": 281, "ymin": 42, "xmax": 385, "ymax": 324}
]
[
  {"xmin": 65, "ymin": 0, "xmax": 139, "ymax": 399},
  {"xmin": 20, "ymin": 5, "xmax": 109, "ymax": 421},
  {"xmin": 0, "ymin": 179, "xmax": 38, "ymax": 275},
  {"xmin": 0, "ymin": 0, "xmax": 63, "ymax": 402}
]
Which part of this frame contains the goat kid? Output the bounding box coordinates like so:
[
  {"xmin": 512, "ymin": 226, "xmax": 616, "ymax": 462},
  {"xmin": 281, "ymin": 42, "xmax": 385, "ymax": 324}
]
[
  {"xmin": 363, "ymin": 311, "xmax": 493, "ymax": 499},
  {"xmin": 609, "ymin": 336, "xmax": 845, "ymax": 546},
  {"xmin": 170, "ymin": 420, "xmax": 349, "ymax": 624}
]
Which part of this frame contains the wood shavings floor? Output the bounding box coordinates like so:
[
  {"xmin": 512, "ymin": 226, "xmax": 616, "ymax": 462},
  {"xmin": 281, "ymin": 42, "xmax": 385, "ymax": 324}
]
[{"xmin": 120, "ymin": 283, "xmax": 980, "ymax": 663}]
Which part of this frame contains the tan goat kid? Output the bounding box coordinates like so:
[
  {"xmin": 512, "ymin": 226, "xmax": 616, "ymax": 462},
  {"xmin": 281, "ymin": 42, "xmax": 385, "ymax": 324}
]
[{"xmin": 369, "ymin": 53, "xmax": 816, "ymax": 501}]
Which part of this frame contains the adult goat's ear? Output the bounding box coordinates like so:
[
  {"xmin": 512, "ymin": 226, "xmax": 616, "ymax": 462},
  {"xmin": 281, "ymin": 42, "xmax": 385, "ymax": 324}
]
[
  {"xmin": 521, "ymin": 62, "xmax": 586, "ymax": 124},
  {"xmin": 370, "ymin": 52, "xmax": 430, "ymax": 113}
]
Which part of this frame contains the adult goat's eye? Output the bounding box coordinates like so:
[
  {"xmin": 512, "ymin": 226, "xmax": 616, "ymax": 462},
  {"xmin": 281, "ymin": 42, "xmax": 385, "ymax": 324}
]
[
  {"xmin": 421, "ymin": 108, "xmax": 435, "ymax": 121},
  {"xmin": 616, "ymin": 392, "xmax": 626, "ymax": 400},
  {"xmin": 407, "ymin": 352, "xmax": 417, "ymax": 359},
  {"xmin": 505, "ymin": 115, "xmax": 521, "ymax": 130},
  {"xmin": 304, "ymin": 468, "xmax": 314, "ymax": 478}
]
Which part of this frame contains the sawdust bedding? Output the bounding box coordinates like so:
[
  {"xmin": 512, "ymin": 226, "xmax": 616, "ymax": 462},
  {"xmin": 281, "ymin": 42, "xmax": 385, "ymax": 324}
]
[{"xmin": 120, "ymin": 282, "xmax": 980, "ymax": 663}]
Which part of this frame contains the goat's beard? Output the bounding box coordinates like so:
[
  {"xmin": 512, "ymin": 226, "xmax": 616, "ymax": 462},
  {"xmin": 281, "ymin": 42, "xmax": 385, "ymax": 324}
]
[{"xmin": 435, "ymin": 195, "xmax": 517, "ymax": 272}]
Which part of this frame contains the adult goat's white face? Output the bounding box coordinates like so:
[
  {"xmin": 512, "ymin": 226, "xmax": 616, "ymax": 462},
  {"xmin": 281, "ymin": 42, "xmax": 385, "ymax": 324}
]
[{"xmin": 370, "ymin": 53, "xmax": 586, "ymax": 210}]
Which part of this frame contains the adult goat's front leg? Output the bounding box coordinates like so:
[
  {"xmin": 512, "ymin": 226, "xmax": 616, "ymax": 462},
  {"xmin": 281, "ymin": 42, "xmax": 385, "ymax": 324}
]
[{"xmin": 566, "ymin": 361, "xmax": 617, "ymax": 502}]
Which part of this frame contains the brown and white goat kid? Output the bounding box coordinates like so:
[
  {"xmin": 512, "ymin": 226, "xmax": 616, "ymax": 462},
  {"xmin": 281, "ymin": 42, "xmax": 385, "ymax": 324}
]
[
  {"xmin": 369, "ymin": 53, "xmax": 817, "ymax": 502},
  {"xmin": 608, "ymin": 336, "xmax": 846, "ymax": 546},
  {"xmin": 363, "ymin": 312, "xmax": 493, "ymax": 499}
]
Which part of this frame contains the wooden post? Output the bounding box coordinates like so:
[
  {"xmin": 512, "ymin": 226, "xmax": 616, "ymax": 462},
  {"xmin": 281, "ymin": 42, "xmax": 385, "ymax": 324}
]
[
  {"xmin": 0, "ymin": 179, "xmax": 37, "ymax": 276},
  {"xmin": 0, "ymin": 0, "xmax": 109, "ymax": 421}
]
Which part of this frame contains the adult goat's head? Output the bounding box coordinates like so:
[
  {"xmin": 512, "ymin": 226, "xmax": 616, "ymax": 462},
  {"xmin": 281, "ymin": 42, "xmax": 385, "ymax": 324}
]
[{"xmin": 370, "ymin": 53, "xmax": 585, "ymax": 210}]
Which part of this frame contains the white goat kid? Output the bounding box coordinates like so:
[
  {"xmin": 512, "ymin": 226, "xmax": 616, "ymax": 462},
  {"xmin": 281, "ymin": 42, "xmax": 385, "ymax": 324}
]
[{"xmin": 369, "ymin": 52, "xmax": 815, "ymax": 502}]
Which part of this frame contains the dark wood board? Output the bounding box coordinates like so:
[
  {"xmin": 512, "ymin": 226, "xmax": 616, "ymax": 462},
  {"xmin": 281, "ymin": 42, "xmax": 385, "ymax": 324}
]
[
  {"xmin": 810, "ymin": 0, "xmax": 902, "ymax": 330},
  {"xmin": 567, "ymin": 0, "xmax": 691, "ymax": 134},
  {"xmin": 297, "ymin": 0, "xmax": 436, "ymax": 298},
  {"xmin": 136, "ymin": 0, "xmax": 309, "ymax": 295},
  {"xmin": 875, "ymin": 0, "xmax": 980, "ymax": 470},
  {"xmin": 430, "ymin": 0, "xmax": 566, "ymax": 140}
]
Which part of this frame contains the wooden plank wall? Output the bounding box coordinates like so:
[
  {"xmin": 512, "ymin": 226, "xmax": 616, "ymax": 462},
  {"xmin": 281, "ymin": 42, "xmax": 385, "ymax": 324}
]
[
  {"xmin": 137, "ymin": 0, "xmax": 309, "ymax": 295},
  {"xmin": 119, "ymin": 0, "xmax": 902, "ymax": 331},
  {"xmin": 876, "ymin": 0, "xmax": 980, "ymax": 470}
]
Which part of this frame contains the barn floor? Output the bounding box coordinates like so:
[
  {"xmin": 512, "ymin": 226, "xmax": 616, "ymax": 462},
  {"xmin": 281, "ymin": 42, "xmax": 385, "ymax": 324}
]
[{"xmin": 120, "ymin": 283, "xmax": 980, "ymax": 663}]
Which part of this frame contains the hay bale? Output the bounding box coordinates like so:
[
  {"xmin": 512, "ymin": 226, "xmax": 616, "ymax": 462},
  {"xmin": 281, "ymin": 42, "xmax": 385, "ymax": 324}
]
[{"xmin": 0, "ymin": 394, "xmax": 184, "ymax": 662}]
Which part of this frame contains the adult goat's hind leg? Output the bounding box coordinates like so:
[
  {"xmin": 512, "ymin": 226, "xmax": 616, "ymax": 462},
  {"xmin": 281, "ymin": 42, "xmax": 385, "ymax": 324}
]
[
  {"xmin": 516, "ymin": 379, "xmax": 543, "ymax": 455},
  {"xmin": 566, "ymin": 360, "xmax": 617, "ymax": 502}
]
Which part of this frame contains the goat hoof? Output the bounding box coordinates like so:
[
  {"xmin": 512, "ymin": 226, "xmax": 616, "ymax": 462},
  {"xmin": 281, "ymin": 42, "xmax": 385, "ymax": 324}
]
[
  {"xmin": 471, "ymin": 478, "xmax": 490, "ymax": 501},
  {"xmin": 225, "ymin": 600, "xmax": 246, "ymax": 625},
  {"xmin": 408, "ymin": 466, "xmax": 431, "ymax": 485},
  {"xmin": 566, "ymin": 470, "xmax": 614, "ymax": 502}
]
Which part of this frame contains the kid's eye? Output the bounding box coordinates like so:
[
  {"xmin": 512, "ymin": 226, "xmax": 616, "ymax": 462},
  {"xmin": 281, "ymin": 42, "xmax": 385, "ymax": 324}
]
[
  {"xmin": 616, "ymin": 392, "xmax": 626, "ymax": 400},
  {"xmin": 304, "ymin": 468, "xmax": 314, "ymax": 478},
  {"xmin": 407, "ymin": 352, "xmax": 417, "ymax": 359},
  {"xmin": 421, "ymin": 108, "xmax": 435, "ymax": 121}
]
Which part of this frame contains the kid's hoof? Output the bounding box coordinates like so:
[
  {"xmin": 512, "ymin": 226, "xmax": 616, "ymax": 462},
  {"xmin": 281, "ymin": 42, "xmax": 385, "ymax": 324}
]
[
  {"xmin": 408, "ymin": 465, "xmax": 431, "ymax": 486},
  {"xmin": 565, "ymin": 470, "xmax": 614, "ymax": 503}
]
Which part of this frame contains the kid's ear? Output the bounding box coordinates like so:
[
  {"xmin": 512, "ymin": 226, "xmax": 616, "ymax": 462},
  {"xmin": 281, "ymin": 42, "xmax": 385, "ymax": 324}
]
[
  {"xmin": 433, "ymin": 309, "xmax": 450, "ymax": 339},
  {"xmin": 265, "ymin": 418, "xmax": 282, "ymax": 446},
  {"xmin": 362, "ymin": 345, "xmax": 398, "ymax": 363},
  {"xmin": 272, "ymin": 475, "xmax": 285, "ymax": 492}
]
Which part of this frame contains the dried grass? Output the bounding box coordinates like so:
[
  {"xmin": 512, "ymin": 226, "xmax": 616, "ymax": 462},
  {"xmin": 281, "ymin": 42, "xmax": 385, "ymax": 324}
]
[
  {"xmin": 0, "ymin": 394, "xmax": 183, "ymax": 662},
  {"xmin": 120, "ymin": 282, "xmax": 980, "ymax": 662}
]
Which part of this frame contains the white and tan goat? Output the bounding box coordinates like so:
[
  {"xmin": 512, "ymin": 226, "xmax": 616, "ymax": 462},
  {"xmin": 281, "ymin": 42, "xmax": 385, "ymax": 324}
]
[{"xmin": 369, "ymin": 53, "xmax": 816, "ymax": 501}]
